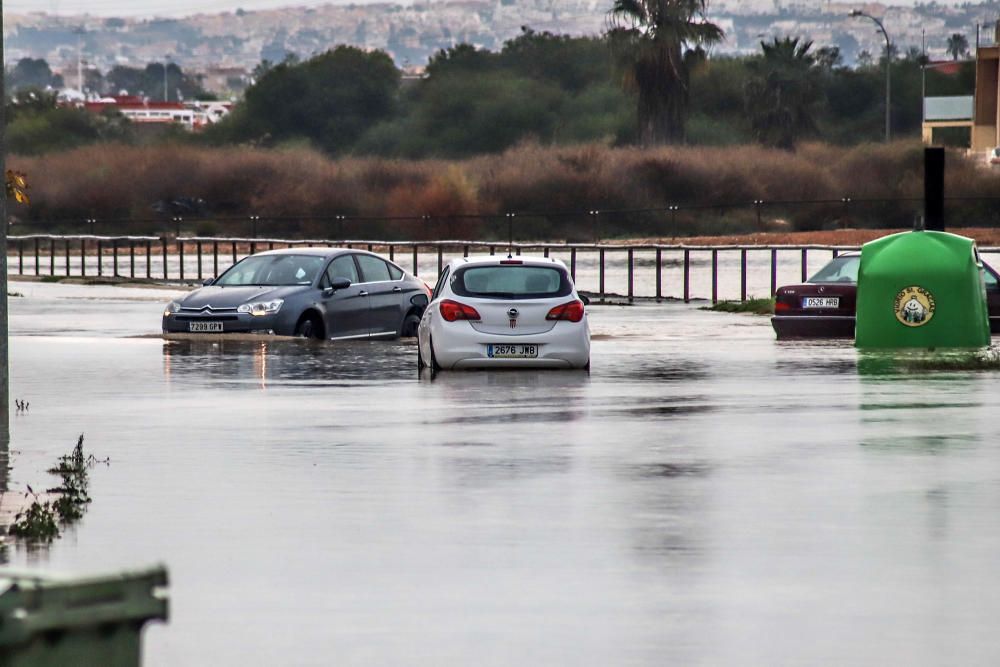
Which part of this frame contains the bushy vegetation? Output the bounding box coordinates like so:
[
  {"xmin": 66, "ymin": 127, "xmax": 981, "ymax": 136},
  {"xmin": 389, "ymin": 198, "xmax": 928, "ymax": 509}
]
[
  {"xmin": 11, "ymin": 140, "xmax": 1000, "ymax": 238},
  {"xmin": 702, "ymin": 298, "xmax": 775, "ymax": 314}
]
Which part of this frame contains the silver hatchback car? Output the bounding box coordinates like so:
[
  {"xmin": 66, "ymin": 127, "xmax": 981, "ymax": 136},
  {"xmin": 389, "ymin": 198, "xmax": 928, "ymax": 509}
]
[{"xmin": 162, "ymin": 248, "xmax": 430, "ymax": 340}]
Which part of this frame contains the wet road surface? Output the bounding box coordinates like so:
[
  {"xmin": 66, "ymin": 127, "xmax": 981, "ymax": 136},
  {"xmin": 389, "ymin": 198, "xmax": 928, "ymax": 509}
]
[{"xmin": 5, "ymin": 281, "xmax": 1000, "ymax": 665}]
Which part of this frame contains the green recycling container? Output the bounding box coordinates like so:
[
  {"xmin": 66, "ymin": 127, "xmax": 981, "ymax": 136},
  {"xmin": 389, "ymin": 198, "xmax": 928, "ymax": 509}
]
[
  {"xmin": 0, "ymin": 565, "xmax": 168, "ymax": 667},
  {"xmin": 855, "ymin": 230, "xmax": 990, "ymax": 348}
]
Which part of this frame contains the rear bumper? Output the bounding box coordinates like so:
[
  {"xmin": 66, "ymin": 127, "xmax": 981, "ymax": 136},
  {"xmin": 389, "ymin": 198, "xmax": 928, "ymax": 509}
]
[
  {"xmin": 771, "ymin": 315, "xmax": 855, "ymax": 339},
  {"xmin": 431, "ymin": 320, "xmax": 590, "ymax": 370}
]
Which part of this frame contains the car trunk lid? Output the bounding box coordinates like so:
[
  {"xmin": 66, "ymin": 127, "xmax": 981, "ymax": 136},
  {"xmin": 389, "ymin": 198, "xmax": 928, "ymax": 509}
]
[{"xmin": 466, "ymin": 299, "xmax": 557, "ymax": 336}]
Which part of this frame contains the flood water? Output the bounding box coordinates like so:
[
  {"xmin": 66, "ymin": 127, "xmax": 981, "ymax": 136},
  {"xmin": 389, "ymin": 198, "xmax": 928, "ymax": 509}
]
[{"xmin": 5, "ymin": 281, "xmax": 1000, "ymax": 665}]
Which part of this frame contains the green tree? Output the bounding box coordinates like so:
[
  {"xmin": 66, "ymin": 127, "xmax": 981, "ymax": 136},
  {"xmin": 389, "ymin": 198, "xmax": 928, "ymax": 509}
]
[
  {"xmin": 946, "ymin": 33, "xmax": 969, "ymax": 61},
  {"xmin": 744, "ymin": 37, "xmax": 821, "ymax": 149},
  {"xmin": 209, "ymin": 46, "xmax": 400, "ymax": 154},
  {"xmin": 7, "ymin": 58, "xmax": 62, "ymax": 92},
  {"xmin": 5, "ymin": 89, "xmax": 131, "ymax": 155},
  {"xmin": 607, "ymin": 0, "xmax": 724, "ymax": 145}
]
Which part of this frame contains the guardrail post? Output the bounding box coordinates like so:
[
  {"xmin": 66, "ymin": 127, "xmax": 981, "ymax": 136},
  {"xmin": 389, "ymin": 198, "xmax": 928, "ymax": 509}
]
[
  {"xmin": 96, "ymin": 240, "xmax": 103, "ymax": 276},
  {"xmin": 770, "ymin": 248, "xmax": 778, "ymax": 297},
  {"xmin": 178, "ymin": 239, "xmax": 185, "ymax": 281},
  {"xmin": 17, "ymin": 239, "xmax": 23, "ymax": 275},
  {"xmin": 599, "ymin": 248, "xmax": 606, "ymax": 302},
  {"xmin": 740, "ymin": 248, "xmax": 747, "ymax": 302},
  {"xmin": 130, "ymin": 240, "xmax": 136, "ymax": 278},
  {"xmin": 463, "ymin": 245, "xmax": 469, "ymax": 258},
  {"xmin": 197, "ymin": 241, "xmax": 203, "ymax": 280},
  {"xmin": 683, "ymin": 249, "xmax": 690, "ymax": 303},
  {"xmin": 627, "ymin": 248, "xmax": 634, "ymax": 303},
  {"xmin": 64, "ymin": 239, "xmax": 70, "ymax": 277},
  {"xmin": 711, "ymin": 248, "xmax": 718, "ymax": 304},
  {"xmin": 412, "ymin": 245, "xmax": 418, "ymax": 276},
  {"xmin": 389, "ymin": 244, "xmax": 395, "ymax": 262},
  {"xmin": 437, "ymin": 245, "xmax": 443, "ymax": 274},
  {"xmin": 33, "ymin": 237, "xmax": 40, "ymax": 276},
  {"xmin": 112, "ymin": 239, "xmax": 119, "ymax": 277},
  {"xmin": 213, "ymin": 241, "xmax": 219, "ymax": 278},
  {"xmin": 81, "ymin": 239, "xmax": 86, "ymax": 277},
  {"xmin": 570, "ymin": 247, "xmax": 577, "ymax": 282},
  {"xmin": 800, "ymin": 248, "xmax": 808, "ymax": 282},
  {"xmin": 232, "ymin": 242, "xmax": 238, "ymax": 266},
  {"xmin": 655, "ymin": 247, "xmax": 662, "ymax": 302},
  {"xmin": 146, "ymin": 240, "xmax": 152, "ymax": 279},
  {"xmin": 162, "ymin": 237, "xmax": 169, "ymax": 280}
]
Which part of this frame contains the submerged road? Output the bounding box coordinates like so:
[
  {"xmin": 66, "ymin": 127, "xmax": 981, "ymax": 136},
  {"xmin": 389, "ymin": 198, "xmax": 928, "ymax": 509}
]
[{"xmin": 5, "ymin": 281, "xmax": 1000, "ymax": 665}]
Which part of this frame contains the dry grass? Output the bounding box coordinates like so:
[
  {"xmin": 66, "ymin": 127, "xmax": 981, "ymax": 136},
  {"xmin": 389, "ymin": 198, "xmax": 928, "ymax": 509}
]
[{"xmin": 10, "ymin": 140, "xmax": 1000, "ymax": 239}]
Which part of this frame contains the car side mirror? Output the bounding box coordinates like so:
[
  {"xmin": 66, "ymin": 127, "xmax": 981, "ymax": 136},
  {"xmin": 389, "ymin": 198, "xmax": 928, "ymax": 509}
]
[
  {"xmin": 580, "ymin": 294, "xmax": 590, "ymax": 306},
  {"xmin": 324, "ymin": 277, "xmax": 351, "ymax": 295},
  {"xmin": 411, "ymin": 294, "xmax": 429, "ymax": 307},
  {"xmin": 202, "ymin": 277, "xmax": 215, "ymax": 286}
]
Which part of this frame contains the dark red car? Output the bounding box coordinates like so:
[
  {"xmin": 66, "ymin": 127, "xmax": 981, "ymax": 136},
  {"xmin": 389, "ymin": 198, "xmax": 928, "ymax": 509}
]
[{"xmin": 771, "ymin": 252, "xmax": 1000, "ymax": 339}]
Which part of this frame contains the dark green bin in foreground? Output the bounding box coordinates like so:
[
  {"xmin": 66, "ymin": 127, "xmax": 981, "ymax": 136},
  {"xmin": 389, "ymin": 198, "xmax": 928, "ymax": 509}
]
[
  {"xmin": 856, "ymin": 230, "xmax": 990, "ymax": 349},
  {"xmin": 0, "ymin": 566, "xmax": 168, "ymax": 667}
]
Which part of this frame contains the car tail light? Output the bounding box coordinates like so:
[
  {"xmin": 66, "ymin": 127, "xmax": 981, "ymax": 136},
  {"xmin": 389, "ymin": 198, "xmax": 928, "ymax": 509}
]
[
  {"xmin": 546, "ymin": 300, "xmax": 585, "ymax": 322},
  {"xmin": 500, "ymin": 259, "xmax": 523, "ymax": 265},
  {"xmin": 440, "ymin": 299, "xmax": 481, "ymax": 322},
  {"xmin": 774, "ymin": 300, "xmax": 792, "ymax": 313}
]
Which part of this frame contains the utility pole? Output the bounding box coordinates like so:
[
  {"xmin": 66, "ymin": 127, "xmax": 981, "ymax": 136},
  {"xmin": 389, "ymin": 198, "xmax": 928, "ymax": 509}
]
[
  {"xmin": 163, "ymin": 55, "xmax": 170, "ymax": 102},
  {"xmin": 1, "ymin": 0, "xmax": 10, "ymax": 440}
]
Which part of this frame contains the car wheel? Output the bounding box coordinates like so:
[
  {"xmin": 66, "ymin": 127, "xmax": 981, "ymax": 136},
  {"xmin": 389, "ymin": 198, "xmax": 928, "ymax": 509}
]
[
  {"xmin": 429, "ymin": 335, "xmax": 442, "ymax": 372},
  {"xmin": 295, "ymin": 314, "xmax": 324, "ymax": 340},
  {"xmin": 400, "ymin": 312, "xmax": 422, "ymax": 338}
]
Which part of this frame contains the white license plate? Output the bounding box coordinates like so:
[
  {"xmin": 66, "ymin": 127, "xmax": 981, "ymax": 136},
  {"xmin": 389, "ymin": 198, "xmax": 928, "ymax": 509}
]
[
  {"xmin": 189, "ymin": 321, "xmax": 224, "ymax": 333},
  {"xmin": 487, "ymin": 344, "xmax": 538, "ymax": 359},
  {"xmin": 802, "ymin": 297, "xmax": 839, "ymax": 309}
]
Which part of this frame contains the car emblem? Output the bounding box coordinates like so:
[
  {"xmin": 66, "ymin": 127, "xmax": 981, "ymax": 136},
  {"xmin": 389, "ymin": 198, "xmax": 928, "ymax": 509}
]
[
  {"xmin": 508, "ymin": 308, "xmax": 519, "ymax": 329},
  {"xmin": 818, "ymin": 286, "xmax": 825, "ymax": 293}
]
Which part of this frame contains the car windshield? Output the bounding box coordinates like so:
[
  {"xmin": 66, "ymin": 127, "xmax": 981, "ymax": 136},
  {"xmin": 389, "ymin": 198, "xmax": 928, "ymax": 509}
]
[
  {"xmin": 808, "ymin": 255, "xmax": 859, "ymax": 284},
  {"xmin": 216, "ymin": 254, "xmax": 326, "ymax": 286},
  {"xmin": 451, "ymin": 265, "xmax": 571, "ymax": 299}
]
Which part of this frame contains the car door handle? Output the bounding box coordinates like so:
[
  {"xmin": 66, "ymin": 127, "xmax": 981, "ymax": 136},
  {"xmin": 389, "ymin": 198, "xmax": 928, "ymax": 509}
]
[
  {"xmin": 392, "ymin": 286, "xmax": 402, "ymax": 293},
  {"xmin": 358, "ymin": 290, "xmax": 369, "ymax": 297}
]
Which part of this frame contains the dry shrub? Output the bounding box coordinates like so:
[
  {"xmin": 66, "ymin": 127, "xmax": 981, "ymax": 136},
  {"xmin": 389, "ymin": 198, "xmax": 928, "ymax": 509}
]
[{"xmin": 12, "ymin": 140, "xmax": 1000, "ymax": 238}]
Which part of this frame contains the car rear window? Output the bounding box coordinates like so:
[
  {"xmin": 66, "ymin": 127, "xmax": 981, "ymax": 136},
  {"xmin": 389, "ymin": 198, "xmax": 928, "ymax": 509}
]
[
  {"xmin": 451, "ymin": 265, "xmax": 571, "ymax": 300},
  {"xmin": 809, "ymin": 255, "xmax": 859, "ymax": 283}
]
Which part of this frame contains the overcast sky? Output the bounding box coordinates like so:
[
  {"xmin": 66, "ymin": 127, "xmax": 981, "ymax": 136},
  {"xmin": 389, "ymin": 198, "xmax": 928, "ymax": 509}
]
[{"xmin": 3, "ymin": 0, "xmax": 954, "ymax": 19}]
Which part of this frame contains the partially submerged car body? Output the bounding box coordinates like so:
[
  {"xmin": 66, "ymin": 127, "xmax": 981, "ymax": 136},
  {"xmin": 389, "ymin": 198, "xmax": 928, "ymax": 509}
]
[
  {"xmin": 162, "ymin": 248, "xmax": 429, "ymax": 340},
  {"xmin": 772, "ymin": 252, "xmax": 1000, "ymax": 339}
]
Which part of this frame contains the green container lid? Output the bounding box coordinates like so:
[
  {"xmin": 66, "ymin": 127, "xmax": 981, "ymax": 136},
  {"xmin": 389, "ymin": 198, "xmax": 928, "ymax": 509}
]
[{"xmin": 856, "ymin": 230, "xmax": 990, "ymax": 349}]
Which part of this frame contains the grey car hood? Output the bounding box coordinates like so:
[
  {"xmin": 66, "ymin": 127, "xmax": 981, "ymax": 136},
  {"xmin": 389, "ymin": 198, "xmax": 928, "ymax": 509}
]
[{"xmin": 179, "ymin": 285, "xmax": 311, "ymax": 309}]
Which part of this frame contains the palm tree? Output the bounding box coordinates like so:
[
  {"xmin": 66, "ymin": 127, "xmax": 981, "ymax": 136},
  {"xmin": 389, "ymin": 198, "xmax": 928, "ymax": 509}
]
[
  {"xmin": 946, "ymin": 33, "xmax": 969, "ymax": 61},
  {"xmin": 608, "ymin": 0, "xmax": 724, "ymax": 145},
  {"xmin": 744, "ymin": 37, "xmax": 820, "ymax": 150}
]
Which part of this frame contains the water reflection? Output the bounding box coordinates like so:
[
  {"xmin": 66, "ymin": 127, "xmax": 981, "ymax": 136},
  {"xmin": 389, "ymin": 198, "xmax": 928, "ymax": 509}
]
[{"xmin": 162, "ymin": 337, "xmax": 419, "ymax": 388}]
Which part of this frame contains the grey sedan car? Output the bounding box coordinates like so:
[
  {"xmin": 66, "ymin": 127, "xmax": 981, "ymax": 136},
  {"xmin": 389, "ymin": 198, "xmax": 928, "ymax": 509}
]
[{"xmin": 162, "ymin": 248, "xmax": 430, "ymax": 339}]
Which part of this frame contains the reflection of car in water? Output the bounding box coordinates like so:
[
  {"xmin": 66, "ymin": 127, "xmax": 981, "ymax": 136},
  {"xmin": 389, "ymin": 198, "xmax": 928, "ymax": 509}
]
[
  {"xmin": 417, "ymin": 256, "xmax": 591, "ymax": 370},
  {"xmin": 162, "ymin": 248, "xmax": 431, "ymax": 340},
  {"xmin": 989, "ymin": 147, "xmax": 1000, "ymax": 166},
  {"xmin": 772, "ymin": 252, "xmax": 1000, "ymax": 338}
]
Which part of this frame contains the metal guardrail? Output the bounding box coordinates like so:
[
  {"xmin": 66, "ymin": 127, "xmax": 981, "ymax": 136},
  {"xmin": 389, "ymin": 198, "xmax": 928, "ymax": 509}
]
[{"xmin": 7, "ymin": 234, "xmax": 999, "ymax": 303}]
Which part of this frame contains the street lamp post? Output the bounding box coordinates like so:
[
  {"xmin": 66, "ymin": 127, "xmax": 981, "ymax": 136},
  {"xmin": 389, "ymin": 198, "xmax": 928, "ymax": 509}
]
[{"xmin": 851, "ymin": 9, "xmax": 892, "ymax": 142}]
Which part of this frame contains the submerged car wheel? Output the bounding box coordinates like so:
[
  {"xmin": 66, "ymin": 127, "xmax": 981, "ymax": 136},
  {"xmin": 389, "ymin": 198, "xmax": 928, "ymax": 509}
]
[
  {"xmin": 400, "ymin": 312, "xmax": 422, "ymax": 338},
  {"xmin": 429, "ymin": 335, "xmax": 442, "ymax": 372},
  {"xmin": 417, "ymin": 341, "xmax": 426, "ymax": 370},
  {"xmin": 295, "ymin": 314, "xmax": 324, "ymax": 340}
]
